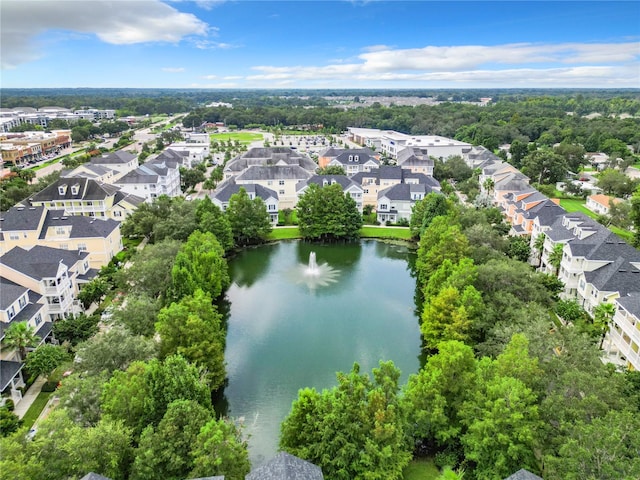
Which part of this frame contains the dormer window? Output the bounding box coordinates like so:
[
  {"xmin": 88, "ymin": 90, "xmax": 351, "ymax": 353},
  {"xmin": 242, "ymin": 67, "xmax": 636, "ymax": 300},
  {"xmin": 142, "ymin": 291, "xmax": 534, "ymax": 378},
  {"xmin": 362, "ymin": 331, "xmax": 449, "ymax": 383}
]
[
  {"xmin": 348, "ymin": 155, "xmax": 353, "ymax": 162},
  {"xmin": 58, "ymin": 184, "xmax": 68, "ymax": 195},
  {"xmin": 354, "ymin": 155, "xmax": 359, "ymax": 161},
  {"xmin": 71, "ymin": 184, "xmax": 80, "ymax": 195}
]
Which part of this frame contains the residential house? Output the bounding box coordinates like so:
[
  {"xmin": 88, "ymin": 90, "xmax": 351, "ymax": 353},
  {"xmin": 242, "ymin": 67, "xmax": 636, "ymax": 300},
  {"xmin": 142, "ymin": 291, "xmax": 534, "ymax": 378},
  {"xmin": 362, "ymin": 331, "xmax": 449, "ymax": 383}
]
[
  {"xmin": 586, "ymin": 193, "xmax": 622, "ymax": 216},
  {"xmin": 89, "ymin": 150, "xmax": 139, "ymax": 180},
  {"xmin": 27, "ymin": 177, "xmax": 143, "ymax": 220},
  {"xmin": 0, "ymin": 245, "xmax": 93, "ymax": 321},
  {"xmin": 0, "ymin": 205, "xmax": 122, "ymax": 268},
  {"xmin": 317, "ymin": 146, "xmax": 347, "ymax": 169},
  {"xmin": 1, "ymin": 278, "xmax": 52, "ymax": 405},
  {"xmin": 224, "ymin": 147, "xmax": 317, "ymax": 181},
  {"xmin": 166, "ymin": 143, "xmax": 209, "ymax": 168},
  {"xmin": 235, "ymin": 165, "xmax": 312, "ymax": 210},
  {"xmin": 62, "ymin": 164, "xmax": 119, "ymax": 184},
  {"xmin": 377, "ymin": 183, "xmax": 434, "ymax": 224},
  {"xmin": 351, "ymin": 166, "xmax": 439, "ymax": 207},
  {"xmin": 296, "ymin": 175, "xmax": 364, "ymax": 213},
  {"xmin": 605, "ymin": 293, "xmax": 640, "ymax": 371},
  {"xmin": 114, "ymin": 150, "xmax": 185, "ymax": 201},
  {"xmin": 211, "ymin": 178, "xmax": 279, "ymax": 224},
  {"xmin": 396, "ymin": 147, "xmax": 434, "ymax": 176},
  {"xmin": 323, "ymin": 149, "xmax": 379, "ymax": 175}
]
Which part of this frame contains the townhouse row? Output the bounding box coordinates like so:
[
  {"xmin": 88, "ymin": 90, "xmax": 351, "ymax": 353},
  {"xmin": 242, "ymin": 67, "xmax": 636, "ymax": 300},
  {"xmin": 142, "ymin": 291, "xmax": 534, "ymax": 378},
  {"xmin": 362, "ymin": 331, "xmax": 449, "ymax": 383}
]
[{"xmin": 479, "ymin": 158, "xmax": 640, "ymax": 371}]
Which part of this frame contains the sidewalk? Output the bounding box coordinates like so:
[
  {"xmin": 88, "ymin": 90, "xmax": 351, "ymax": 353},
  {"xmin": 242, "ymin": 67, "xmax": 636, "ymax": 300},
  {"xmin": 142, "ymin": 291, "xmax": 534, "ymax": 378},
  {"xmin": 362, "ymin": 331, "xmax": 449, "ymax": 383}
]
[{"xmin": 13, "ymin": 376, "xmax": 46, "ymax": 419}]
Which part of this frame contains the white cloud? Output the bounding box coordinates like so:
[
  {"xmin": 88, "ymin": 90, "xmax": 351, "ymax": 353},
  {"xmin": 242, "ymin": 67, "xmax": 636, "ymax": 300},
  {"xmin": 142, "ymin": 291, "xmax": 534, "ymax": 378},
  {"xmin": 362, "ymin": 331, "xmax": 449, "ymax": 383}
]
[
  {"xmin": 0, "ymin": 0, "xmax": 209, "ymax": 69},
  {"xmin": 162, "ymin": 67, "xmax": 185, "ymax": 73},
  {"xmin": 223, "ymin": 75, "xmax": 243, "ymax": 80},
  {"xmin": 244, "ymin": 42, "xmax": 640, "ymax": 87},
  {"xmin": 194, "ymin": 40, "xmax": 237, "ymax": 49},
  {"xmin": 202, "ymin": 74, "xmax": 218, "ymax": 80}
]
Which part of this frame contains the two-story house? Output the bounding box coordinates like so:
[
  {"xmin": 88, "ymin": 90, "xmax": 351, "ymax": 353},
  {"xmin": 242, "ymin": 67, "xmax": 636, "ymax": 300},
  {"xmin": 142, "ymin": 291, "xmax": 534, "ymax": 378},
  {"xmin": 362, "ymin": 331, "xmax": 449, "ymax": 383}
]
[
  {"xmin": 89, "ymin": 150, "xmax": 139, "ymax": 181},
  {"xmin": 396, "ymin": 147, "xmax": 435, "ymax": 176},
  {"xmin": 351, "ymin": 166, "xmax": 440, "ymax": 207},
  {"xmin": 211, "ymin": 178, "xmax": 279, "ymax": 224},
  {"xmin": 0, "ymin": 205, "xmax": 122, "ymax": 268},
  {"xmin": 377, "ymin": 183, "xmax": 434, "ymax": 224},
  {"xmin": 296, "ymin": 175, "xmax": 364, "ymax": 213},
  {"xmin": 223, "ymin": 147, "xmax": 317, "ymax": 181},
  {"xmin": 0, "ymin": 245, "xmax": 93, "ymax": 321},
  {"xmin": 324, "ymin": 150, "xmax": 379, "ymax": 176}
]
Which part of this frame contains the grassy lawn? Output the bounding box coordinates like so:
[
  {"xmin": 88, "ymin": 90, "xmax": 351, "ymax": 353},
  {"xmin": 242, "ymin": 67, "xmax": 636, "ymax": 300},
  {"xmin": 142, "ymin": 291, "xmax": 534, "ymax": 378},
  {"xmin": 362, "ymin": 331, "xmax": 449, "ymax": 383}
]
[
  {"xmin": 210, "ymin": 132, "xmax": 264, "ymax": 145},
  {"xmin": 403, "ymin": 458, "xmax": 440, "ymax": 480},
  {"xmin": 361, "ymin": 226, "xmax": 413, "ymax": 240},
  {"xmin": 21, "ymin": 391, "xmax": 53, "ymax": 429},
  {"xmin": 268, "ymin": 227, "xmax": 301, "ymax": 240}
]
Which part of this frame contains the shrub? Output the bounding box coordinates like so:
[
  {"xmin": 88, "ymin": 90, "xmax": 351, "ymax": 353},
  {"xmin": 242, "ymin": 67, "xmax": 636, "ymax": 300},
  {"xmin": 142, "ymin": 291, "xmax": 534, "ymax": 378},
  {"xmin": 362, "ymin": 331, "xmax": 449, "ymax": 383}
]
[{"xmin": 41, "ymin": 381, "xmax": 58, "ymax": 393}]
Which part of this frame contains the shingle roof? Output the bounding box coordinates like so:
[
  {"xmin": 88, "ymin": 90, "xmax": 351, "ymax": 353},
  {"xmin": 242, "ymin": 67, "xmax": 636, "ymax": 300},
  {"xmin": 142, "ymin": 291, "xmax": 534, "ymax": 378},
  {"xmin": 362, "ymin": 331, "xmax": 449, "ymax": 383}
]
[
  {"xmin": 212, "ymin": 178, "xmax": 278, "ymax": 203},
  {"xmin": 525, "ymin": 200, "xmax": 566, "ymax": 225},
  {"xmin": 246, "ymin": 452, "xmax": 323, "ymax": 480},
  {"xmin": 29, "ymin": 178, "xmax": 120, "ymax": 202},
  {"xmin": 90, "ymin": 150, "xmax": 136, "ymax": 165},
  {"xmin": 301, "ymin": 175, "xmax": 358, "ymax": 191},
  {"xmin": 113, "ymin": 191, "xmax": 145, "ymax": 207},
  {"xmin": 1, "ymin": 246, "xmax": 89, "ymax": 280},
  {"xmin": 0, "ymin": 277, "xmax": 28, "ymax": 308},
  {"xmin": 332, "ymin": 151, "xmax": 379, "ymax": 166},
  {"xmin": 379, "ymin": 183, "xmax": 430, "ymax": 201},
  {"xmin": 236, "ymin": 165, "xmax": 313, "ymax": 181},
  {"xmin": 0, "ymin": 205, "xmax": 45, "ymax": 231},
  {"xmin": 0, "ymin": 360, "xmax": 23, "ymax": 391},
  {"xmin": 39, "ymin": 211, "xmax": 119, "ymax": 239},
  {"xmin": 616, "ymin": 292, "xmax": 640, "ymax": 317},
  {"xmin": 226, "ymin": 147, "xmax": 317, "ymax": 174},
  {"xmin": 503, "ymin": 469, "xmax": 544, "ymax": 480},
  {"xmin": 584, "ymin": 257, "xmax": 640, "ymax": 295}
]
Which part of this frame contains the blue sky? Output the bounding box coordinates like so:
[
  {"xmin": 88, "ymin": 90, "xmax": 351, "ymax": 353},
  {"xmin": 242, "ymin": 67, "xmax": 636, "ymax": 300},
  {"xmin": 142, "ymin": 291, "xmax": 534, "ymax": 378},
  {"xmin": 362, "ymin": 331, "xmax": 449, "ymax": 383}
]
[{"xmin": 1, "ymin": 1, "xmax": 639, "ymax": 88}]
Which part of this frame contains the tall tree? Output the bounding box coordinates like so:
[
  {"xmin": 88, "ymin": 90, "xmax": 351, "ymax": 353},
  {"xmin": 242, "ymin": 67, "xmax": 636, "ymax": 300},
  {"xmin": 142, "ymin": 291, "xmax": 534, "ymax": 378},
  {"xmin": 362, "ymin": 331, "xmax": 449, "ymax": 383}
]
[
  {"xmin": 548, "ymin": 243, "xmax": 565, "ymax": 277},
  {"xmin": 170, "ymin": 230, "xmax": 229, "ymax": 301},
  {"xmin": 4, "ymin": 322, "xmax": 38, "ymax": 361},
  {"xmin": 521, "ymin": 149, "xmax": 568, "ymax": 185},
  {"xmin": 195, "ymin": 196, "xmax": 234, "ymax": 252},
  {"xmin": 296, "ymin": 183, "xmax": 362, "ymax": 241},
  {"xmin": 156, "ymin": 289, "xmax": 226, "ymax": 390},
  {"xmin": 631, "ymin": 185, "xmax": 640, "ymax": 247},
  {"xmin": 25, "ymin": 345, "xmax": 69, "ymax": 382},
  {"xmin": 226, "ymin": 187, "xmax": 272, "ymax": 246}
]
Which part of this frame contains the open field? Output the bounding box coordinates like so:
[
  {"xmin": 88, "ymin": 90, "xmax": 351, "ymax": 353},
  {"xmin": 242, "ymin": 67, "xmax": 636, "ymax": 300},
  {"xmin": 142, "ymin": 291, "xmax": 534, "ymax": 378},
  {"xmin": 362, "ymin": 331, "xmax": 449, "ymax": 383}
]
[
  {"xmin": 267, "ymin": 226, "xmax": 414, "ymax": 241},
  {"xmin": 210, "ymin": 132, "xmax": 264, "ymax": 145}
]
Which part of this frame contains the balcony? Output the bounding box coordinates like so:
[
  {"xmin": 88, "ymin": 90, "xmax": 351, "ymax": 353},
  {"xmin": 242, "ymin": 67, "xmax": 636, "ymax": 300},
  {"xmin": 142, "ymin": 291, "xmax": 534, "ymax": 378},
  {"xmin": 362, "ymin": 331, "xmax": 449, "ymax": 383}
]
[{"xmin": 605, "ymin": 326, "xmax": 640, "ymax": 371}]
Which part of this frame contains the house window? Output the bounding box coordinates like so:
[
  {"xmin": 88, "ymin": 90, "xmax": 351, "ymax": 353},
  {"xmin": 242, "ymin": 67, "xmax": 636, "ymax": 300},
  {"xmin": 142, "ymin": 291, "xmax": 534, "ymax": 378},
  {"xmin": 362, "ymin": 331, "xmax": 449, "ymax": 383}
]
[
  {"xmin": 8, "ymin": 306, "xmax": 15, "ymax": 319},
  {"xmin": 60, "ymin": 243, "xmax": 69, "ymax": 250},
  {"xmin": 86, "ymin": 201, "xmax": 93, "ymax": 206},
  {"xmin": 279, "ymin": 180, "xmax": 285, "ymax": 186},
  {"xmin": 364, "ymin": 189, "xmax": 369, "ymax": 194},
  {"xmin": 9, "ymin": 233, "xmax": 20, "ymax": 240},
  {"xmin": 55, "ymin": 226, "xmax": 66, "ymax": 235},
  {"xmin": 18, "ymin": 295, "xmax": 27, "ymax": 308},
  {"xmin": 268, "ymin": 204, "xmax": 276, "ymax": 211},
  {"xmin": 380, "ymin": 204, "xmax": 388, "ymax": 210},
  {"xmin": 279, "ymin": 190, "xmax": 285, "ymax": 195},
  {"xmin": 34, "ymin": 313, "xmax": 42, "ymax": 326},
  {"xmin": 113, "ymin": 211, "xmax": 122, "ymax": 217},
  {"xmin": 78, "ymin": 243, "xmax": 87, "ymax": 252},
  {"xmin": 71, "ymin": 184, "xmax": 80, "ymax": 195}
]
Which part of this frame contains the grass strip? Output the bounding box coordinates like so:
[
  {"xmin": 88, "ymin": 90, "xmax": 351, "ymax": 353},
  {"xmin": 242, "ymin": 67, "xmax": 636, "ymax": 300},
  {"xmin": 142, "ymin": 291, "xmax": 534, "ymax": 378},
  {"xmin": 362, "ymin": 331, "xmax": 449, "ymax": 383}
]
[{"xmin": 21, "ymin": 391, "xmax": 53, "ymax": 429}]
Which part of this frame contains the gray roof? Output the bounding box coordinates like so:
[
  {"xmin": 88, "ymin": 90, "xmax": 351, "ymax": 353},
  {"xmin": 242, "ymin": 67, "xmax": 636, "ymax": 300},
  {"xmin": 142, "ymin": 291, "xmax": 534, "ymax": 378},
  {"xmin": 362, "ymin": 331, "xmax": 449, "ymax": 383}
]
[
  {"xmin": 524, "ymin": 200, "xmax": 566, "ymax": 225},
  {"xmin": 212, "ymin": 178, "xmax": 278, "ymax": 203},
  {"xmin": 236, "ymin": 165, "xmax": 313, "ymax": 182},
  {"xmin": 35, "ymin": 320, "xmax": 53, "ymax": 342},
  {"xmin": 80, "ymin": 474, "xmax": 113, "ymax": 480},
  {"xmin": 616, "ymin": 292, "xmax": 640, "ymax": 317},
  {"xmin": 379, "ymin": 183, "xmax": 431, "ymax": 201},
  {"xmin": 0, "ymin": 277, "xmax": 28, "ymax": 309},
  {"xmin": 1, "ymin": 245, "xmax": 89, "ymax": 280},
  {"xmin": 331, "ymin": 150, "xmax": 379, "ymax": 166},
  {"xmin": 30, "ymin": 178, "xmax": 120, "ymax": 202},
  {"xmin": 0, "ymin": 205, "xmax": 45, "ymax": 232},
  {"xmin": 0, "ymin": 360, "xmax": 23, "ymax": 391},
  {"xmin": 495, "ymin": 172, "xmax": 530, "ymax": 191},
  {"xmin": 90, "ymin": 150, "xmax": 136, "ymax": 165},
  {"xmin": 113, "ymin": 190, "xmax": 145, "ymax": 207},
  {"xmin": 584, "ymin": 256, "xmax": 640, "ymax": 296},
  {"xmin": 318, "ymin": 146, "xmax": 344, "ymax": 158},
  {"xmin": 299, "ymin": 175, "xmax": 359, "ymax": 192},
  {"xmin": 39, "ymin": 210, "xmax": 119, "ymax": 239},
  {"xmin": 504, "ymin": 469, "xmax": 543, "ymax": 480},
  {"xmin": 246, "ymin": 452, "xmax": 323, "ymax": 480},
  {"xmin": 62, "ymin": 164, "xmax": 114, "ymax": 179},
  {"xmin": 226, "ymin": 148, "xmax": 317, "ymax": 174}
]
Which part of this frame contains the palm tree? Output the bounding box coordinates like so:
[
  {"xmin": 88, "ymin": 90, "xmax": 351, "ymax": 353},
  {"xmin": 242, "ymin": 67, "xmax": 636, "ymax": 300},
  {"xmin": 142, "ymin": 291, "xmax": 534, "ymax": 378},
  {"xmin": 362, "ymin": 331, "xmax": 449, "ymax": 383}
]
[
  {"xmin": 594, "ymin": 302, "xmax": 616, "ymax": 349},
  {"xmin": 548, "ymin": 243, "xmax": 564, "ymax": 277},
  {"xmin": 4, "ymin": 322, "xmax": 38, "ymax": 361},
  {"xmin": 533, "ymin": 234, "xmax": 546, "ymax": 268},
  {"xmin": 483, "ymin": 177, "xmax": 495, "ymax": 194}
]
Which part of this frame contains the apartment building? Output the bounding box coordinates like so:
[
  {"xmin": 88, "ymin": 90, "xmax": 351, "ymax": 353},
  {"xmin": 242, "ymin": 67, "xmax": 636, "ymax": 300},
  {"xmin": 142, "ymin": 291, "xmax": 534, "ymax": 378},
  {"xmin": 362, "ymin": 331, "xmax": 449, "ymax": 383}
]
[
  {"xmin": 211, "ymin": 178, "xmax": 279, "ymax": 224},
  {"xmin": 297, "ymin": 175, "xmax": 364, "ymax": 213}
]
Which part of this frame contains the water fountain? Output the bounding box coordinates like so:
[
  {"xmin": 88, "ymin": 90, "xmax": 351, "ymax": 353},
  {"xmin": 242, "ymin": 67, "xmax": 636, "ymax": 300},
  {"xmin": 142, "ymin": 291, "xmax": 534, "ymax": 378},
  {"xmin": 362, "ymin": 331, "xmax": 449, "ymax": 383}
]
[{"xmin": 289, "ymin": 251, "xmax": 340, "ymax": 289}]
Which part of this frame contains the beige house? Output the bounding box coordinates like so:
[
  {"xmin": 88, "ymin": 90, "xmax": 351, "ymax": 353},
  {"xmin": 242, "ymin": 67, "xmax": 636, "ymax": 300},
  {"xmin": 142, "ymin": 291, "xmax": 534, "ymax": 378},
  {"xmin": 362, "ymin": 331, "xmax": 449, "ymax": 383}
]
[
  {"xmin": 27, "ymin": 177, "xmax": 144, "ymax": 221},
  {"xmin": 586, "ymin": 194, "xmax": 623, "ymax": 216},
  {"xmin": 1, "ymin": 205, "xmax": 122, "ymax": 268}
]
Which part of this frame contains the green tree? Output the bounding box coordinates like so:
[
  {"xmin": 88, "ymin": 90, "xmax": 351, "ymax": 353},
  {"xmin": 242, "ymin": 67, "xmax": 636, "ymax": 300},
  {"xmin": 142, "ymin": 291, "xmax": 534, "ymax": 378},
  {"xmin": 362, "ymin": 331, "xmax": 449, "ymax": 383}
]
[
  {"xmin": 4, "ymin": 322, "xmax": 38, "ymax": 361},
  {"xmin": 280, "ymin": 361, "xmax": 411, "ymax": 480},
  {"xmin": 296, "ymin": 183, "xmax": 362, "ymax": 241},
  {"xmin": 131, "ymin": 400, "xmax": 213, "ymax": 480},
  {"xmin": 111, "ymin": 294, "xmax": 161, "ymax": 337},
  {"xmin": 226, "ymin": 187, "xmax": 272, "ymax": 246},
  {"xmin": 190, "ymin": 417, "xmax": 250, "ymax": 480},
  {"xmin": 317, "ymin": 165, "xmax": 346, "ymax": 175},
  {"xmin": 421, "ymin": 287, "xmax": 473, "ymax": 351},
  {"xmin": 156, "ymin": 289, "xmax": 226, "ymax": 390},
  {"xmin": 75, "ymin": 326, "xmax": 157, "ymax": 376},
  {"xmin": 179, "ymin": 166, "xmax": 206, "ymax": 193},
  {"xmin": 170, "ymin": 230, "xmax": 229, "ymax": 301},
  {"xmin": 0, "ymin": 408, "xmax": 22, "ymax": 437},
  {"xmin": 404, "ymin": 341, "xmax": 476, "ymax": 449},
  {"xmin": 533, "ymin": 234, "xmax": 546, "ymax": 268},
  {"xmin": 597, "ymin": 168, "xmax": 636, "ymax": 197},
  {"xmin": 548, "ymin": 242, "xmax": 564, "ymax": 276},
  {"xmin": 631, "ymin": 185, "xmax": 640, "ymax": 247},
  {"xmin": 554, "ymin": 142, "xmax": 587, "ymax": 172},
  {"xmin": 410, "ymin": 193, "xmax": 452, "ymax": 237},
  {"xmin": 196, "ymin": 196, "xmax": 234, "ymax": 252},
  {"xmin": 544, "ymin": 410, "xmax": 640, "ymax": 480},
  {"xmin": 25, "ymin": 344, "xmax": 69, "ymax": 381},
  {"xmin": 593, "ymin": 302, "xmax": 616, "ymax": 348},
  {"xmin": 506, "ymin": 235, "xmax": 531, "ymax": 263},
  {"xmin": 57, "ymin": 372, "xmax": 109, "ymax": 427},
  {"xmin": 77, "ymin": 277, "xmax": 110, "ymax": 308},
  {"xmin": 52, "ymin": 313, "xmax": 100, "ymax": 346},
  {"xmin": 521, "ymin": 149, "xmax": 568, "ymax": 185},
  {"xmin": 509, "ymin": 139, "xmax": 529, "ymax": 168},
  {"xmin": 415, "ymin": 217, "xmax": 470, "ymax": 285}
]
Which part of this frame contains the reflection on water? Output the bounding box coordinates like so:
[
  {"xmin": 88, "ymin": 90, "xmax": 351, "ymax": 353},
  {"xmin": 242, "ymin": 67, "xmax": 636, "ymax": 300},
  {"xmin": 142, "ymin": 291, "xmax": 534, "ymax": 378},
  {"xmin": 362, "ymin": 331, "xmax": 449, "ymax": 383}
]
[{"xmin": 223, "ymin": 240, "xmax": 420, "ymax": 467}]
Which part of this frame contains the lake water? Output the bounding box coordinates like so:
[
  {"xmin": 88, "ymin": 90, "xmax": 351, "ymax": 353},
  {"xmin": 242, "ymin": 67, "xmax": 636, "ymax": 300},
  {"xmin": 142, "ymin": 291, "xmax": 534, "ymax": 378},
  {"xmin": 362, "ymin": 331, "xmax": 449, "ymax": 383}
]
[{"xmin": 223, "ymin": 240, "xmax": 421, "ymax": 466}]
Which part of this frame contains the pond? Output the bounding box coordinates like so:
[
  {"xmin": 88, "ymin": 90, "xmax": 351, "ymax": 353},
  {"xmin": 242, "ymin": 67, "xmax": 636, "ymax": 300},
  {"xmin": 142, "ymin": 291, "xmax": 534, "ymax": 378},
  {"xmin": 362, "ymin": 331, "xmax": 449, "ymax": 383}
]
[{"xmin": 223, "ymin": 240, "xmax": 421, "ymax": 466}]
